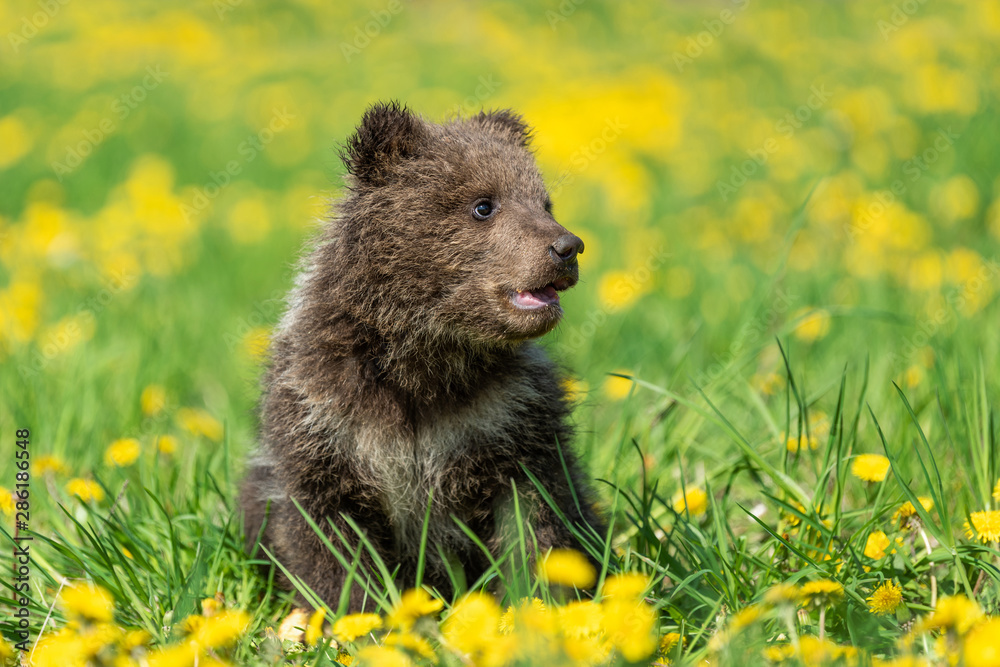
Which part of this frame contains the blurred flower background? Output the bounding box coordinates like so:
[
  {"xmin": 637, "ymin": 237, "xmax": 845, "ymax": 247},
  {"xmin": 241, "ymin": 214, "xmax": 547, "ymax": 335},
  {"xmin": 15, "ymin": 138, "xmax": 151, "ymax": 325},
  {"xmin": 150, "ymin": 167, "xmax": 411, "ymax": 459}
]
[
  {"xmin": 2, "ymin": 1, "xmax": 998, "ymax": 408},
  {"xmin": 2, "ymin": 0, "xmax": 1000, "ymax": 665}
]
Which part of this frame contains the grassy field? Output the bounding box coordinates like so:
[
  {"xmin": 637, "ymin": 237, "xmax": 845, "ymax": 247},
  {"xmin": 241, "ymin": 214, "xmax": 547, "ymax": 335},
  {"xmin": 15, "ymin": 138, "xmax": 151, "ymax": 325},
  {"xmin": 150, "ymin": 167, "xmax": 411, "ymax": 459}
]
[{"xmin": 2, "ymin": 0, "xmax": 1000, "ymax": 665}]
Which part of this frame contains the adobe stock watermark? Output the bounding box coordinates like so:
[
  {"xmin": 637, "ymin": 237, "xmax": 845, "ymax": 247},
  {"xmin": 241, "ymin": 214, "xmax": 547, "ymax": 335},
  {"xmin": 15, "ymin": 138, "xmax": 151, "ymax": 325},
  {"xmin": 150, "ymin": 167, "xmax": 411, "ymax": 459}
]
[
  {"xmin": 687, "ymin": 286, "xmax": 797, "ymax": 391},
  {"xmin": 889, "ymin": 256, "xmax": 1000, "ymax": 369},
  {"xmin": 845, "ymin": 127, "xmax": 960, "ymax": 243},
  {"xmin": 549, "ymin": 117, "xmax": 628, "ymax": 198},
  {"xmin": 560, "ymin": 246, "xmax": 669, "ymax": 353},
  {"xmin": 17, "ymin": 268, "xmax": 138, "ymax": 380},
  {"xmin": 6, "ymin": 0, "xmax": 70, "ymax": 54},
  {"xmin": 717, "ymin": 83, "xmax": 833, "ymax": 201},
  {"xmin": 672, "ymin": 0, "xmax": 750, "ymax": 73},
  {"xmin": 214, "ymin": 0, "xmax": 243, "ymax": 20},
  {"xmin": 546, "ymin": 0, "xmax": 586, "ymax": 29},
  {"xmin": 340, "ymin": 0, "xmax": 404, "ymax": 63},
  {"xmin": 444, "ymin": 75, "xmax": 501, "ymax": 118},
  {"xmin": 50, "ymin": 66, "xmax": 169, "ymax": 181},
  {"xmin": 180, "ymin": 107, "xmax": 296, "ymax": 224},
  {"xmin": 878, "ymin": 0, "xmax": 929, "ymax": 40}
]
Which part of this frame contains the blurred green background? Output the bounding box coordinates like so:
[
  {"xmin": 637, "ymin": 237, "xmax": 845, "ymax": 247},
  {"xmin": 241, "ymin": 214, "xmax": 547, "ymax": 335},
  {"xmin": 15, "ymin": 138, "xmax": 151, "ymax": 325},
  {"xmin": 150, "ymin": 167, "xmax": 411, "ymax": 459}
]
[{"xmin": 1, "ymin": 0, "xmax": 999, "ymax": 541}]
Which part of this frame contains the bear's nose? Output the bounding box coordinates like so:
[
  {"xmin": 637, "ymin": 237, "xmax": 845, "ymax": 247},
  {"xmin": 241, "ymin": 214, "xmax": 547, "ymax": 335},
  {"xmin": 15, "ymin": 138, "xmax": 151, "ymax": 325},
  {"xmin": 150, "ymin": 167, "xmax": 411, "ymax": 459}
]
[{"xmin": 550, "ymin": 234, "xmax": 584, "ymax": 264}]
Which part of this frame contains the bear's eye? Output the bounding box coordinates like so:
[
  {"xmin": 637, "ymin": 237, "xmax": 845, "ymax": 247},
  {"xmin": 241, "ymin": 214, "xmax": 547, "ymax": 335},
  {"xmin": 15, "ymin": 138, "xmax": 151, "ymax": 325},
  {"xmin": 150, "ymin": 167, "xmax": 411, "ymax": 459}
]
[{"xmin": 472, "ymin": 199, "xmax": 496, "ymax": 220}]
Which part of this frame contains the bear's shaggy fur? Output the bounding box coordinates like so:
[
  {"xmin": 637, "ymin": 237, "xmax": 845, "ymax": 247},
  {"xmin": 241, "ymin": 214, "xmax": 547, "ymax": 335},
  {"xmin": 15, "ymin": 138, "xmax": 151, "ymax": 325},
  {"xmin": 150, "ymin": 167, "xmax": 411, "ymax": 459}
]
[{"xmin": 241, "ymin": 101, "xmax": 604, "ymax": 610}]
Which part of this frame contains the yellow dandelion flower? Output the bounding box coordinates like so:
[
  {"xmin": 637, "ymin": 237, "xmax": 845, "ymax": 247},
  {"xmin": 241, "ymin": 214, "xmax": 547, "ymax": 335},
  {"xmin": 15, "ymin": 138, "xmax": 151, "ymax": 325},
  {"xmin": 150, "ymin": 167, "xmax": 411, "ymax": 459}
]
[
  {"xmin": 763, "ymin": 582, "xmax": 801, "ymax": 606},
  {"xmin": 121, "ymin": 629, "xmax": 151, "ymax": 649},
  {"xmin": 177, "ymin": 407, "xmax": 224, "ymax": 442},
  {"xmin": 337, "ymin": 652, "xmax": 356, "ymax": 666},
  {"xmin": 201, "ymin": 598, "xmax": 220, "ymax": 617},
  {"xmin": 384, "ymin": 631, "xmax": 436, "ymax": 660},
  {"xmin": 442, "ymin": 592, "xmax": 510, "ymax": 665},
  {"xmin": 601, "ymin": 572, "xmax": 648, "ymax": 600},
  {"xmin": 797, "ymin": 636, "xmax": 855, "ymax": 663},
  {"xmin": 0, "ymin": 279, "xmax": 41, "ymax": 343},
  {"xmin": 965, "ymin": 510, "xmax": 1000, "ymax": 543},
  {"xmin": 964, "ymin": 618, "xmax": 1000, "ymax": 667},
  {"xmin": 893, "ymin": 496, "xmax": 934, "ymax": 527},
  {"xmin": 499, "ymin": 597, "xmax": 546, "ymax": 635},
  {"xmin": 104, "ymin": 438, "xmax": 141, "ymax": 467},
  {"xmin": 800, "ymin": 580, "xmax": 843, "ymax": 608},
  {"xmin": 792, "ymin": 308, "xmax": 831, "ymax": 343},
  {"xmin": 191, "ymin": 609, "xmax": 250, "ymax": 648},
  {"xmin": 602, "ymin": 597, "xmax": 657, "ymax": 662},
  {"xmin": 305, "ymin": 607, "xmax": 325, "ymax": 646},
  {"xmin": 538, "ymin": 549, "xmax": 596, "ymax": 589},
  {"xmin": 780, "ymin": 501, "xmax": 807, "ymax": 528},
  {"xmin": 903, "ymin": 365, "xmax": 924, "ymax": 388},
  {"xmin": 60, "ymin": 583, "xmax": 114, "ymax": 623},
  {"xmin": 32, "ymin": 627, "xmax": 89, "ymax": 667},
  {"xmin": 155, "ymin": 435, "xmax": 179, "ymax": 454},
  {"xmin": 147, "ymin": 643, "xmax": 200, "ymax": 667},
  {"xmin": 84, "ymin": 624, "xmax": 129, "ymax": 662},
  {"xmin": 557, "ymin": 600, "xmax": 602, "ymax": 639},
  {"xmin": 0, "ymin": 637, "xmax": 12, "ymax": 662},
  {"xmin": 864, "ymin": 530, "xmax": 891, "ymax": 559},
  {"xmin": 917, "ymin": 595, "xmax": 983, "ymax": 636},
  {"xmin": 333, "ymin": 612, "xmax": 382, "ymax": 642},
  {"xmin": 66, "ymin": 478, "xmax": 105, "ymax": 503},
  {"xmin": 730, "ymin": 604, "xmax": 764, "ymax": 632},
  {"xmin": 763, "ymin": 644, "xmax": 795, "ymax": 662},
  {"xmin": 357, "ymin": 645, "xmax": 414, "ymax": 667},
  {"xmin": 387, "ymin": 588, "xmax": 443, "ymax": 630},
  {"xmin": 671, "ymin": 487, "xmax": 708, "ymax": 517},
  {"xmin": 934, "ymin": 598, "xmax": 985, "ymax": 639},
  {"xmin": 563, "ymin": 632, "xmax": 613, "ymax": 665},
  {"xmin": 785, "ymin": 434, "xmax": 818, "ymax": 453},
  {"xmin": 0, "ymin": 488, "xmax": 14, "ymax": 516},
  {"xmin": 604, "ymin": 371, "xmax": 634, "ymax": 400},
  {"xmin": 79, "ymin": 623, "xmax": 126, "ymax": 658},
  {"xmin": 562, "ymin": 377, "xmax": 589, "ymax": 404},
  {"xmin": 141, "ymin": 384, "xmax": 167, "ymax": 417},
  {"xmin": 178, "ymin": 614, "xmax": 206, "ymax": 635},
  {"xmin": 659, "ymin": 631, "xmax": 683, "ymax": 655},
  {"xmin": 754, "ymin": 372, "xmax": 784, "ymax": 396},
  {"xmin": 597, "ymin": 270, "xmax": 645, "ymax": 311},
  {"xmin": 33, "ymin": 454, "xmax": 69, "ymax": 476},
  {"xmin": 513, "ymin": 596, "xmax": 557, "ymax": 637},
  {"xmin": 851, "ymin": 454, "xmax": 891, "ymax": 483},
  {"xmin": 867, "ymin": 581, "xmax": 903, "ymax": 616},
  {"xmin": 0, "ymin": 115, "xmax": 32, "ymax": 169},
  {"xmin": 242, "ymin": 326, "xmax": 271, "ymax": 360},
  {"xmin": 498, "ymin": 605, "xmax": 515, "ymax": 635}
]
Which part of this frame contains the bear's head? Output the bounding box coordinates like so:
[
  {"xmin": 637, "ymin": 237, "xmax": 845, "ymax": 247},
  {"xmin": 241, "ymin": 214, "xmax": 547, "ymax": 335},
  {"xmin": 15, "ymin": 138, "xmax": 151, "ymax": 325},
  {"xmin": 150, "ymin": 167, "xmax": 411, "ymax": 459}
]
[{"xmin": 335, "ymin": 101, "xmax": 584, "ymax": 345}]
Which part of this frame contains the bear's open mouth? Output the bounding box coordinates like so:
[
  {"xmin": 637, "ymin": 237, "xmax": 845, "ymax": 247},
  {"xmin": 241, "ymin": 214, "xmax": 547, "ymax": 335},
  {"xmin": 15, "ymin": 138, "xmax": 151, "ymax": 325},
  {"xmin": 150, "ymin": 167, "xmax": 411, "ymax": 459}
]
[{"xmin": 509, "ymin": 276, "xmax": 575, "ymax": 311}]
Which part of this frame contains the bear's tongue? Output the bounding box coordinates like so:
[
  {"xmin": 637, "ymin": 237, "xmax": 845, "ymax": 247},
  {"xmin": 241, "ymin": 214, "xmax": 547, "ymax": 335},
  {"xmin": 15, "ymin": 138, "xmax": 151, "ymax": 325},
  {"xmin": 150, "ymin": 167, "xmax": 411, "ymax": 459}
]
[{"xmin": 512, "ymin": 285, "xmax": 559, "ymax": 309}]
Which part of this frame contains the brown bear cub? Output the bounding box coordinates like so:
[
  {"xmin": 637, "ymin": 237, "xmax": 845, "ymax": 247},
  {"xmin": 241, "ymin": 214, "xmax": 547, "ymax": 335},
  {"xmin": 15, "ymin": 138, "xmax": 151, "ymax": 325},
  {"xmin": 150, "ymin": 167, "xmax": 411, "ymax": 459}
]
[{"xmin": 241, "ymin": 101, "xmax": 605, "ymax": 611}]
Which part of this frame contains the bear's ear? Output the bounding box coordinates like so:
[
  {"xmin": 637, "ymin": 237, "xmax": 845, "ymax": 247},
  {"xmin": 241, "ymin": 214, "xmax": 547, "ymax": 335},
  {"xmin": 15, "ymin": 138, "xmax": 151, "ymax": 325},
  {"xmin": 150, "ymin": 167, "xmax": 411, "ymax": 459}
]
[
  {"xmin": 475, "ymin": 109, "xmax": 533, "ymax": 147},
  {"xmin": 342, "ymin": 101, "xmax": 425, "ymax": 185}
]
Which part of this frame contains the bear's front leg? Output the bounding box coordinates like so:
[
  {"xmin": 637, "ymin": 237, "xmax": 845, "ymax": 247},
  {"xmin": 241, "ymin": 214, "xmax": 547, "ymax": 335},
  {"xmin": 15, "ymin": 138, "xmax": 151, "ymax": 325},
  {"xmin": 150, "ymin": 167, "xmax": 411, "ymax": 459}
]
[
  {"xmin": 487, "ymin": 466, "xmax": 607, "ymax": 578},
  {"xmin": 271, "ymin": 498, "xmax": 392, "ymax": 612}
]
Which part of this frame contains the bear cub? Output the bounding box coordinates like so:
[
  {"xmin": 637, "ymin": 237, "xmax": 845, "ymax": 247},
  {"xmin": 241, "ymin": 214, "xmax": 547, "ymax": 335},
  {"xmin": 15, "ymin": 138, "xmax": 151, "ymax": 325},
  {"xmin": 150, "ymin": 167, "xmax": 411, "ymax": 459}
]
[{"xmin": 241, "ymin": 101, "xmax": 604, "ymax": 610}]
